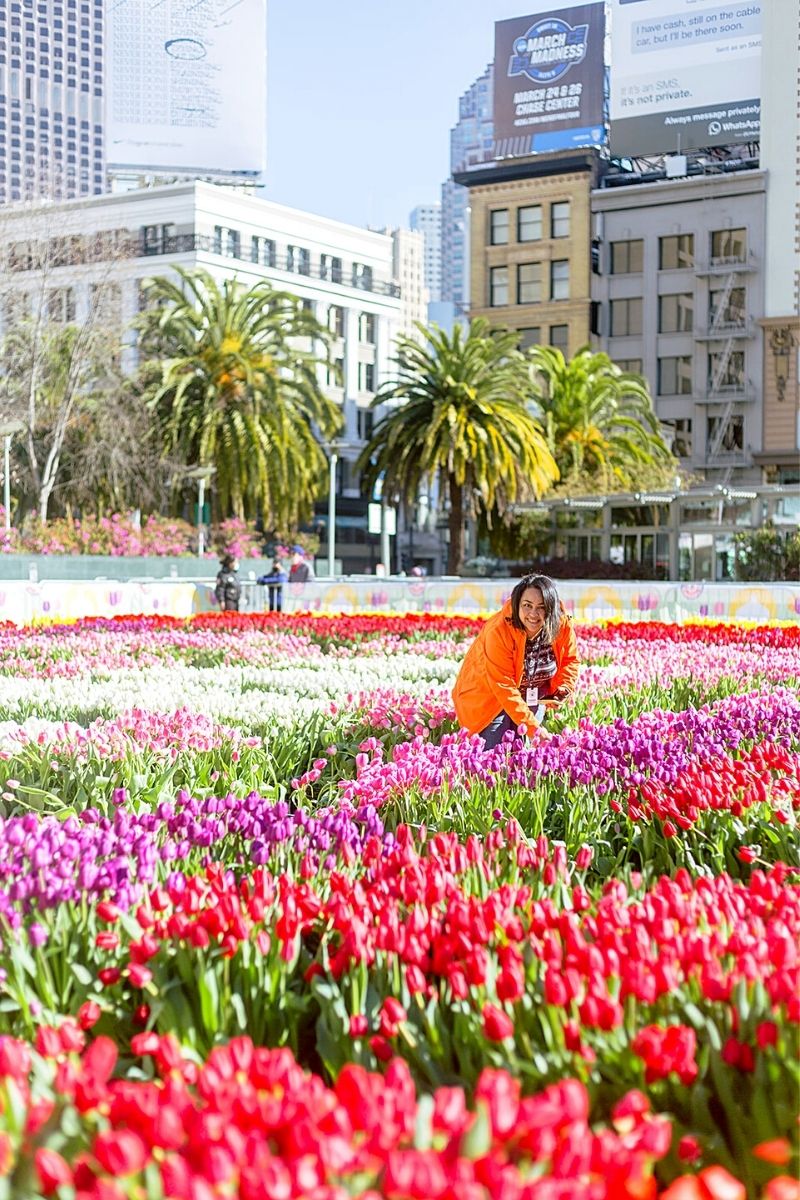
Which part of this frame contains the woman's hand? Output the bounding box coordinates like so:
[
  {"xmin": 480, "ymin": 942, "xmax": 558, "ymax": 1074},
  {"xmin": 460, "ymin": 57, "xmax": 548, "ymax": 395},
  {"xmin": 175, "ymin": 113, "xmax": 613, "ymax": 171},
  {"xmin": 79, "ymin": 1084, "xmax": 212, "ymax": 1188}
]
[{"xmin": 549, "ymin": 686, "xmax": 571, "ymax": 706}]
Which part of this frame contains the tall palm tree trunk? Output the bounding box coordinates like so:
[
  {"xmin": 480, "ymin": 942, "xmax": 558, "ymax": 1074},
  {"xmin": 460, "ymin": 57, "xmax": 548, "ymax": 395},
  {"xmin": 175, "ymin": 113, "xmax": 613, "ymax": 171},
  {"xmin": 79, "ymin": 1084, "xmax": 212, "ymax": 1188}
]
[{"xmin": 447, "ymin": 472, "xmax": 463, "ymax": 575}]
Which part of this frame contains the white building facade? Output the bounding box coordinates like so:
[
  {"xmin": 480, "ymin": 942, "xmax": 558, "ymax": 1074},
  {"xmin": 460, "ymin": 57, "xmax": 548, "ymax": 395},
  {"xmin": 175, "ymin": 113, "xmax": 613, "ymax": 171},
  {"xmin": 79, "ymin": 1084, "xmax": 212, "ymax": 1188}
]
[{"xmin": 0, "ymin": 181, "xmax": 430, "ymax": 571}]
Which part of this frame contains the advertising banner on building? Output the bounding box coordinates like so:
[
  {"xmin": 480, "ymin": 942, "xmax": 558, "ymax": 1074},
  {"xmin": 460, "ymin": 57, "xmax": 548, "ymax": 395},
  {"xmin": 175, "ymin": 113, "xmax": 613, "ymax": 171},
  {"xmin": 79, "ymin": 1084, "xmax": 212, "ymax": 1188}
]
[
  {"xmin": 609, "ymin": 0, "xmax": 761, "ymax": 156},
  {"xmin": 106, "ymin": 0, "xmax": 266, "ymax": 177},
  {"xmin": 493, "ymin": 3, "xmax": 606, "ymax": 158}
]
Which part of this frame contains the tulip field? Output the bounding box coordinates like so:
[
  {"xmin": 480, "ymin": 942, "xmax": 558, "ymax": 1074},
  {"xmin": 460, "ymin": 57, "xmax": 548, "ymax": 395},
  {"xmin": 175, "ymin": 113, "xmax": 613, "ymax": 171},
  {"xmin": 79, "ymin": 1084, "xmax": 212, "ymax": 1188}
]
[{"xmin": 0, "ymin": 611, "xmax": 798, "ymax": 1200}]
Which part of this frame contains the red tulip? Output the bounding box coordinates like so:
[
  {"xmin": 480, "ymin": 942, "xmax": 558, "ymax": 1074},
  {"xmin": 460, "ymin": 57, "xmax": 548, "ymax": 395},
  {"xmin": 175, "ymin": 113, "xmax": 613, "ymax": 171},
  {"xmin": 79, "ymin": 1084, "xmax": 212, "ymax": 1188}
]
[
  {"xmin": 482, "ymin": 1004, "xmax": 514, "ymax": 1042},
  {"xmin": 35, "ymin": 1148, "xmax": 73, "ymax": 1195},
  {"xmin": 93, "ymin": 1129, "xmax": 148, "ymax": 1176}
]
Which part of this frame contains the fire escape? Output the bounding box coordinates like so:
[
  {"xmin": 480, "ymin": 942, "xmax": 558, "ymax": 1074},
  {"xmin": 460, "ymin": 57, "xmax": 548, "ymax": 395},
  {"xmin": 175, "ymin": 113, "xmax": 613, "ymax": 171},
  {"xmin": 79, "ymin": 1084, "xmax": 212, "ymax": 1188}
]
[{"xmin": 697, "ymin": 249, "xmax": 754, "ymax": 484}]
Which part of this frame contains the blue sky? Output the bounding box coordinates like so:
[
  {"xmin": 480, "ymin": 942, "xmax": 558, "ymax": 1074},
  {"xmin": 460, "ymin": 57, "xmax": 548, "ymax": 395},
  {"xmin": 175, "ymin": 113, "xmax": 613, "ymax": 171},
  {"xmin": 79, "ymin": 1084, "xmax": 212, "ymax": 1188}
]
[{"xmin": 265, "ymin": 0, "xmax": 518, "ymax": 229}]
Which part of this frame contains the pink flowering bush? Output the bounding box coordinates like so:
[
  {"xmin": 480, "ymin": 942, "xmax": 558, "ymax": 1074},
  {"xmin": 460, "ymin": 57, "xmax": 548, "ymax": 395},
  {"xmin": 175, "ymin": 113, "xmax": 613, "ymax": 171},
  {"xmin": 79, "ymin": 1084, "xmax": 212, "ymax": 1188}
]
[
  {"xmin": 2, "ymin": 514, "xmax": 266, "ymax": 558},
  {"xmin": 212, "ymin": 518, "xmax": 264, "ymax": 560}
]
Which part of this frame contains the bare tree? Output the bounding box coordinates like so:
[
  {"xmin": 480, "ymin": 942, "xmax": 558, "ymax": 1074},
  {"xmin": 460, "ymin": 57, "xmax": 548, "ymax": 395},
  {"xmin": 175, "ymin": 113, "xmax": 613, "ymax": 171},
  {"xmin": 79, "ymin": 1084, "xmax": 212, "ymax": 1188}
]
[
  {"xmin": 0, "ymin": 219, "xmax": 140, "ymax": 523},
  {"xmin": 56, "ymin": 377, "xmax": 170, "ymax": 516}
]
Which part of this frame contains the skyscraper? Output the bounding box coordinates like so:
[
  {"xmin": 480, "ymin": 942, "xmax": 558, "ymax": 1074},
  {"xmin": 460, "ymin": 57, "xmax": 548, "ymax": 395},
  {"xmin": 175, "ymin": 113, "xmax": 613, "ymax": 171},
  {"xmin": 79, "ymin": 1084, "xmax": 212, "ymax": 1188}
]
[
  {"xmin": 409, "ymin": 203, "xmax": 442, "ymax": 303},
  {"xmin": 440, "ymin": 64, "xmax": 494, "ymax": 316},
  {"xmin": 0, "ymin": 0, "xmax": 106, "ymax": 205}
]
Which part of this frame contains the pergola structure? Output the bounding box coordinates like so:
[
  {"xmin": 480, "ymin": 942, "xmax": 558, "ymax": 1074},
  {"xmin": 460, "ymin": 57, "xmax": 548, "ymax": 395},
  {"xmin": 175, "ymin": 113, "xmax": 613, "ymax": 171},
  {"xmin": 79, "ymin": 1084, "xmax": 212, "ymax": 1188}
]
[{"xmin": 512, "ymin": 484, "xmax": 799, "ymax": 581}]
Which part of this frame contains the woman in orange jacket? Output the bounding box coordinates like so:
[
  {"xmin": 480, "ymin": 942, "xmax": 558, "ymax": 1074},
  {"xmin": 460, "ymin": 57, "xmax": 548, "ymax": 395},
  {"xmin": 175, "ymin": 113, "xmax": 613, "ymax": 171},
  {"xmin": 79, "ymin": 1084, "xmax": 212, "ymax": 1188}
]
[{"xmin": 452, "ymin": 574, "xmax": 579, "ymax": 748}]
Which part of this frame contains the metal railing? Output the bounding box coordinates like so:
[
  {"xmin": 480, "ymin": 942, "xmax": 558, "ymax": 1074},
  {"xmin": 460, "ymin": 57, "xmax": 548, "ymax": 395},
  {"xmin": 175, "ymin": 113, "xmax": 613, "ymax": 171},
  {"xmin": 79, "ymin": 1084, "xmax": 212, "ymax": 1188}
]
[{"xmin": 137, "ymin": 234, "xmax": 402, "ymax": 298}]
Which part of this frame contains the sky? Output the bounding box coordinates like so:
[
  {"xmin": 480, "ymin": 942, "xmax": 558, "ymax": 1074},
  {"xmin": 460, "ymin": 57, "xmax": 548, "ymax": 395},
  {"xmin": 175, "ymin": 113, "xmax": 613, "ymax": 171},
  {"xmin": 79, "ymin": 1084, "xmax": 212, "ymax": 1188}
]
[{"xmin": 265, "ymin": 0, "xmax": 520, "ymax": 230}]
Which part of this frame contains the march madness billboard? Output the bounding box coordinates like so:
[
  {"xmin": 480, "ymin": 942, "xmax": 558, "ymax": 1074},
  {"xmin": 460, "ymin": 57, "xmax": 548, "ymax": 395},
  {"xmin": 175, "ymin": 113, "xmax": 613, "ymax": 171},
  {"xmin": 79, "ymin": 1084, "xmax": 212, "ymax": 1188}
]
[{"xmin": 493, "ymin": 3, "xmax": 606, "ymax": 158}]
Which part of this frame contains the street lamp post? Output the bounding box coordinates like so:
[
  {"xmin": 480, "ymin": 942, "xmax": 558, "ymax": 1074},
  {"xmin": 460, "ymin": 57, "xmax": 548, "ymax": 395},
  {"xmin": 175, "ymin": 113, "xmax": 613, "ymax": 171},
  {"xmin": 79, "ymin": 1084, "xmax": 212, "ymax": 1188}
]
[
  {"xmin": 327, "ymin": 448, "xmax": 338, "ymax": 578},
  {"xmin": 0, "ymin": 420, "xmax": 24, "ymax": 533},
  {"xmin": 185, "ymin": 465, "xmax": 216, "ymax": 560},
  {"xmin": 325, "ymin": 440, "xmax": 361, "ymax": 578}
]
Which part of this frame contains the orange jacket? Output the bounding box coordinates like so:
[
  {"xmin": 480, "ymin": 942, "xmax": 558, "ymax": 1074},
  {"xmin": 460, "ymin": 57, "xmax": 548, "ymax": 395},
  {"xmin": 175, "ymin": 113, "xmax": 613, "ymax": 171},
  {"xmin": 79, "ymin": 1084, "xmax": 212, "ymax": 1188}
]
[{"xmin": 452, "ymin": 601, "xmax": 580, "ymax": 737}]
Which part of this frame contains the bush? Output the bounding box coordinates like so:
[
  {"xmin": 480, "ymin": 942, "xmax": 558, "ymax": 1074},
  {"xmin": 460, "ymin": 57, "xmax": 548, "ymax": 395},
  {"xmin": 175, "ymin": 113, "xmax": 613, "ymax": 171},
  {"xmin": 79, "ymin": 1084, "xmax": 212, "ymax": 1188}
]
[
  {"xmin": 2, "ymin": 513, "xmax": 267, "ymax": 558},
  {"xmin": 734, "ymin": 526, "xmax": 800, "ymax": 582}
]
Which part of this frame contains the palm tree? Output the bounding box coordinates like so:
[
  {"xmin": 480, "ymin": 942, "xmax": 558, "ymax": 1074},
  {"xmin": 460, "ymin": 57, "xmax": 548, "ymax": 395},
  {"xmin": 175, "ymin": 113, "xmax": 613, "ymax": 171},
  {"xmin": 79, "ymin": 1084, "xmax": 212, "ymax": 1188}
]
[
  {"xmin": 140, "ymin": 268, "xmax": 341, "ymax": 528},
  {"xmin": 527, "ymin": 346, "xmax": 673, "ymax": 492},
  {"xmin": 357, "ymin": 320, "xmax": 558, "ymax": 574}
]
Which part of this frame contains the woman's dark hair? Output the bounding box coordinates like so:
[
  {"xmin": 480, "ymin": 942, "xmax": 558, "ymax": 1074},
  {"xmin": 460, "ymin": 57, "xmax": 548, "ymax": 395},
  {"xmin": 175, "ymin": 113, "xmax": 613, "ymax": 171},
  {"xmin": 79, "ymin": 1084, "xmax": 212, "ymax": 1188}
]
[
  {"xmin": 508, "ymin": 574, "xmax": 561, "ymax": 642},
  {"xmin": 220, "ymin": 553, "xmax": 236, "ymax": 570}
]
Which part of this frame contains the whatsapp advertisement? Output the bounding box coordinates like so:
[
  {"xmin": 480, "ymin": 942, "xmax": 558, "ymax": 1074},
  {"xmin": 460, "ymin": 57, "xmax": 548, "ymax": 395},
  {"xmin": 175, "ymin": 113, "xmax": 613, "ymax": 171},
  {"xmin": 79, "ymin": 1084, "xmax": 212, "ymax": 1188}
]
[{"xmin": 609, "ymin": 0, "xmax": 761, "ymax": 156}]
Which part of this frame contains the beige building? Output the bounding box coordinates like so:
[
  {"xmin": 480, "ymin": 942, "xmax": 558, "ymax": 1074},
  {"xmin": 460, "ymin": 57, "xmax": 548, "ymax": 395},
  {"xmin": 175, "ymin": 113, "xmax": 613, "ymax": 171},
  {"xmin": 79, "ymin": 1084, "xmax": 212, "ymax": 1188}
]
[{"xmin": 455, "ymin": 151, "xmax": 601, "ymax": 357}]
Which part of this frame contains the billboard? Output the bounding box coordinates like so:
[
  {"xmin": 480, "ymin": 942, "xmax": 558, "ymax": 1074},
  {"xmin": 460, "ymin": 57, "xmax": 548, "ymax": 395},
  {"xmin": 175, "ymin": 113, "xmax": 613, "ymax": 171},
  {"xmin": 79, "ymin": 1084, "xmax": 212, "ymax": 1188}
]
[
  {"xmin": 609, "ymin": 0, "xmax": 761, "ymax": 157},
  {"xmin": 106, "ymin": 0, "xmax": 266, "ymax": 177},
  {"xmin": 493, "ymin": 3, "xmax": 606, "ymax": 158}
]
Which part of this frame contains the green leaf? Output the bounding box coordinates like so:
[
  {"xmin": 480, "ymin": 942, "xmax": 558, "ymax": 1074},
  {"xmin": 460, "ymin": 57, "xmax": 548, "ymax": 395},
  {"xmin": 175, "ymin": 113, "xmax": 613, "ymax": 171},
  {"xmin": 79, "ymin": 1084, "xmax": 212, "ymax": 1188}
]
[
  {"xmin": 461, "ymin": 1098, "xmax": 492, "ymax": 1160},
  {"xmin": 71, "ymin": 963, "xmax": 93, "ymax": 987},
  {"xmin": 414, "ymin": 1093, "xmax": 434, "ymax": 1151}
]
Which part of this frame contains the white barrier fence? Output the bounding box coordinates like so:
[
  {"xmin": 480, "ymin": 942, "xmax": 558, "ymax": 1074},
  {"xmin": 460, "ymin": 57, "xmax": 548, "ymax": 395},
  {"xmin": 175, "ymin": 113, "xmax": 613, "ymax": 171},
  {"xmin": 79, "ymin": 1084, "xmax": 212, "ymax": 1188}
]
[{"xmin": 1, "ymin": 577, "xmax": 799, "ymax": 624}]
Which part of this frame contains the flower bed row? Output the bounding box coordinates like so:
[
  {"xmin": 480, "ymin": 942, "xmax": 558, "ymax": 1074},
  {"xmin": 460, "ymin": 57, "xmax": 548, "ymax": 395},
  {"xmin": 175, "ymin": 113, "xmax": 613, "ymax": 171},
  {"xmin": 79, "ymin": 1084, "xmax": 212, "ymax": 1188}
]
[
  {"xmin": 0, "ymin": 613, "xmax": 797, "ymax": 1198},
  {"xmin": 9, "ymin": 1027, "xmax": 786, "ymax": 1200}
]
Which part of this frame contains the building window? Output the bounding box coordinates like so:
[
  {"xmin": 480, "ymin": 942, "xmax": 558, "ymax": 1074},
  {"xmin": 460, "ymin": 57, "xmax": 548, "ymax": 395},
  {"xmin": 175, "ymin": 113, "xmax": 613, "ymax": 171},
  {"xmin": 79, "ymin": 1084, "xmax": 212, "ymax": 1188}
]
[
  {"xmin": 614, "ymin": 358, "xmax": 643, "ymax": 374},
  {"xmin": 90, "ymin": 280, "xmax": 120, "ymax": 325},
  {"xmin": 328, "ymin": 305, "xmax": 344, "ymax": 338},
  {"xmin": 549, "ymin": 324, "xmax": 569, "ymax": 351},
  {"xmin": 707, "ymin": 413, "xmax": 744, "ymax": 452},
  {"xmin": 489, "ymin": 208, "xmax": 509, "ymax": 245},
  {"xmin": 673, "ymin": 418, "xmax": 692, "ymax": 458},
  {"xmin": 610, "ymin": 239, "xmax": 643, "ymax": 274},
  {"xmin": 659, "ymin": 293, "xmax": 693, "ymax": 333},
  {"xmin": 321, "ymin": 253, "xmax": 343, "ymax": 283},
  {"xmin": 357, "ymin": 407, "xmax": 374, "ymax": 440},
  {"xmin": 352, "ymin": 262, "xmax": 373, "ymax": 290},
  {"xmin": 710, "ymin": 285, "xmax": 746, "ymax": 327},
  {"xmin": 709, "ymin": 350, "xmax": 745, "ymax": 391},
  {"xmin": 550, "ymin": 259, "xmax": 569, "ymax": 301},
  {"xmin": 659, "ymin": 234, "xmax": 694, "ymax": 270},
  {"xmin": 610, "ymin": 297, "xmax": 642, "ymax": 336},
  {"xmin": 551, "ymin": 201, "xmax": 570, "ymax": 238},
  {"xmin": 213, "ymin": 226, "xmax": 240, "ymax": 257},
  {"xmin": 490, "ymin": 265, "xmax": 508, "ymax": 306},
  {"xmin": 46, "ymin": 285, "xmax": 75, "ymax": 322},
  {"xmin": 517, "ymin": 262, "xmax": 542, "ymax": 305},
  {"xmin": 518, "ymin": 326, "xmax": 541, "ymax": 350},
  {"xmin": 358, "ymin": 361, "xmax": 375, "ymax": 393},
  {"xmin": 711, "ymin": 227, "xmax": 746, "ymax": 264},
  {"xmin": 287, "ymin": 244, "xmax": 310, "ymax": 275},
  {"xmin": 359, "ymin": 312, "xmax": 376, "ymax": 343},
  {"xmin": 141, "ymin": 224, "xmax": 175, "ymax": 255},
  {"xmin": 251, "ymin": 236, "xmax": 276, "ymax": 267},
  {"xmin": 658, "ymin": 355, "xmax": 693, "ymax": 395},
  {"xmin": 518, "ymin": 205, "xmax": 542, "ymax": 242},
  {"xmin": 326, "ymin": 356, "xmax": 344, "ymax": 388}
]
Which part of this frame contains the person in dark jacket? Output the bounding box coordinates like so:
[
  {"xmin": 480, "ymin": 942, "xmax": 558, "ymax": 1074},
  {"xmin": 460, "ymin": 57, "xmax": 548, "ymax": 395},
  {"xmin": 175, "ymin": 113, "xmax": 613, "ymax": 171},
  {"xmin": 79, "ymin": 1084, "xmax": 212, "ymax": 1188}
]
[
  {"xmin": 288, "ymin": 546, "xmax": 311, "ymax": 584},
  {"xmin": 257, "ymin": 558, "xmax": 288, "ymax": 612},
  {"xmin": 215, "ymin": 554, "xmax": 241, "ymax": 612}
]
